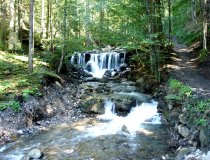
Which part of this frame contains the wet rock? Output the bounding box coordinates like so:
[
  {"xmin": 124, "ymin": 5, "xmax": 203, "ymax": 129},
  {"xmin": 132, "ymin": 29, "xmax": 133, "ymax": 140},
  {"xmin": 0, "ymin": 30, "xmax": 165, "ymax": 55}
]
[
  {"xmin": 27, "ymin": 149, "xmax": 42, "ymax": 159},
  {"xmin": 114, "ymin": 97, "xmax": 137, "ymax": 116},
  {"xmin": 119, "ymin": 63, "xmax": 127, "ymax": 72},
  {"xmin": 104, "ymin": 70, "xmax": 112, "ymax": 77},
  {"xmin": 178, "ymin": 124, "xmax": 190, "ymax": 138},
  {"xmin": 79, "ymin": 97, "xmax": 105, "ymax": 114},
  {"xmin": 199, "ymin": 127, "xmax": 210, "ymax": 148},
  {"xmin": 175, "ymin": 147, "xmax": 196, "ymax": 160},
  {"xmin": 121, "ymin": 125, "xmax": 130, "ymax": 134}
]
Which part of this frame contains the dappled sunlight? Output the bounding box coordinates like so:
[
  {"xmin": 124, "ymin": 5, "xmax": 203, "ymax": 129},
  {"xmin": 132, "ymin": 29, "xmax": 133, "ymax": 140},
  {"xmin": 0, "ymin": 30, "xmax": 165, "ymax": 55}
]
[{"xmin": 166, "ymin": 64, "xmax": 182, "ymax": 70}]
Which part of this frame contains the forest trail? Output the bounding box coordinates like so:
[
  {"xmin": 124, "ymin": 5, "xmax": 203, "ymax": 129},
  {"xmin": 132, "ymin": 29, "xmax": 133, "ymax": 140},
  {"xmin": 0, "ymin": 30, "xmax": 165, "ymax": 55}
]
[{"xmin": 167, "ymin": 40, "xmax": 210, "ymax": 98}]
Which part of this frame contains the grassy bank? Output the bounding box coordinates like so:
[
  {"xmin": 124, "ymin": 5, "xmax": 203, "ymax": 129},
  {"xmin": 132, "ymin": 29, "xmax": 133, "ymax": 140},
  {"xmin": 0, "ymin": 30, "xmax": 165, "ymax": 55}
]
[{"xmin": 0, "ymin": 51, "xmax": 59, "ymax": 111}]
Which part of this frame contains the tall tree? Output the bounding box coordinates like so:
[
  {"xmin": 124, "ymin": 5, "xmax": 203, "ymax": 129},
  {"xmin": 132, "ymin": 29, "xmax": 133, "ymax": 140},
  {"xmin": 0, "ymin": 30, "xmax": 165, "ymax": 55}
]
[
  {"xmin": 8, "ymin": 0, "xmax": 17, "ymax": 51},
  {"xmin": 41, "ymin": 0, "xmax": 46, "ymax": 39},
  {"xmin": 203, "ymin": 0, "xmax": 207, "ymax": 50},
  {"xmin": 168, "ymin": 0, "xmax": 172, "ymax": 44},
  {"xmin": 28, "ymin": 0, "xmax": 35, "ymax": 73},
  {"xmin": 58, "ymin": 0, "xmax": 68, "ymax": 73}
]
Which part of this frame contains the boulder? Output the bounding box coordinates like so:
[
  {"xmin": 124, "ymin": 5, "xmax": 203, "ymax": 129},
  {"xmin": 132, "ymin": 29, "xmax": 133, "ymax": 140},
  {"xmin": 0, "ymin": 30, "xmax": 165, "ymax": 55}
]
[
  {"xmin": 179, "ymin": 114, "xmax": 188, "ymax": 125},
  {"xmin": 178, "ymin": 124, "xmax": 190, "ymax": 138},
  {"xmin": 199, "ymin": 127, "xmax": 210, "ymax": 148},
  {"xmin": 175, "ymin": 147, "xmax": 196, "ymax": 160},
  {"xmin": 104, "ymin": 70, "xmax": 112, "ymax": 78},
  {"xmin": 27, "ymin": 149, "xmax": 42, "ymax": 159},
  {"xmin": 118, "ymin": 63, "xmax": 127, "ymax": 72},
  {"xmin": 79, "ymin": 97, "xmax": 105, "ymax": 114},
  {"xmin": 114, "ymin": 97, "xmax": 137, "ymax": 116}
]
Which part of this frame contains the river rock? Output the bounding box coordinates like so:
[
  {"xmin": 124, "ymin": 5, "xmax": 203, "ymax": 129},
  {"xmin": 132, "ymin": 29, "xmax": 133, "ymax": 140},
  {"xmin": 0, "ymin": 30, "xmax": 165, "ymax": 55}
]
[
  {"xmin": 79, "ymin": 97, "xmax": 105, "ymax": 114},
  {"xmin": 178, "ymin": 124, "xmax": 190, "ymax": 138},
  {"xmin": 175, "ymin": 147, "xmax": 196, "ymax": 160},
  {"xmin": 27, "ymin": 149, "xmax": 42, "ymax": 159},
  {"xmin": 121, "ymin": 125, "xmax": 130, "ymax": 134},
  {"xmin": 119, "ymin": 63, "xmax": 127, "ymax": 72},
  {"xmin": 199, "ymin": 127, "xmax": 210, "ymax": 148},
  {"xmin": 114, "ymin": 97, "xmax": 136, "ymax": 116},
  {"xmin": 178, "ymin": 114, "xmax": 187, "ymax": 125}
]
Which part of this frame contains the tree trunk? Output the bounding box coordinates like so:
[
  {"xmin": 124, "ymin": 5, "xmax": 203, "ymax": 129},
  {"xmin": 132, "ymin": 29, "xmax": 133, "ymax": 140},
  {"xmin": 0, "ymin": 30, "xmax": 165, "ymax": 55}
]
[
  {"xmin": 85, "ymin": 0, "xmax": 91, "ymax": 47},
  {"xmin": 192, "ymin": 0, "xmax": 197, "ymax": 22},
  {"xmin": 46, "ymin": 0, "xmax": 50, "ymax": 39},
  {"xmin": 41, "ymin": 0, "xmax": 46, "ymax": 39},
  {"xmin": 28, "ymin": 0, "xmax": 35, "ymax": 73},
  {"xmin": 57, "ymin": 0, "xmax": 68, "ymax": 73},
  {"xmin": 168, "ymin": 0, "xmax": 172, "ymax": 44},
  {"xmin": 203, "ymin": 0, "xmax": 207, "ymax": 50},
  {"xmin": 8, "ymin": 0, "xmax": 16, "ymax": 51}
]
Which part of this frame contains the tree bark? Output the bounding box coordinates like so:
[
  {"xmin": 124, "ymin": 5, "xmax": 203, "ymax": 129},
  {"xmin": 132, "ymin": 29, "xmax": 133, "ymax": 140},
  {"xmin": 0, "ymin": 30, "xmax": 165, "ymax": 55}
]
[
  {"xmin": 28, "ymin": 0, "xmax": 35, "ymax": 73},
  {"xmin": 168, "ymin": 0, "xmax": 172, "ymax": 44},
  {"xmin": 8, "ymin": 0, "xmax": 16, "ymax": 50},
  {"xmin": 41, "ymin": 0, "xmax": 46, "ymax": 39},
  {"xmin": 203, "ymin": 0, "xmax": 207, "ymax": 50},
  {"xmin": 57, "ymin": 0, "xmax": 68, "ymax": 73}
]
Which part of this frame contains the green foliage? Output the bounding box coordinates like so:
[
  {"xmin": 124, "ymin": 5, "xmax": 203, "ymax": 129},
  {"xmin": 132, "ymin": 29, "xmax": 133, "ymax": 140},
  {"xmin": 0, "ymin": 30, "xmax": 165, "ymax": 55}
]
[
  {"xmin": 0, "ymin": 101, "xmax": 21, "ymax": 112},
  {"xmin": 171, "ymin": 0, "xmax": 202, "ymax": 45},
  {"xmin": 0, "ymin": 51, "xmax": 57, "ymax": 109},
  {"xmin": 186, "ymin": 99, "xmax": 210, "ymax": 127},
  {"xmin": 195, "ymin": 118, "xmax": 208, "ymax": 127},
  {"xmin": 199, "ymin": 49, "xmax": 209, "ymax": 61},
  {"xmin": 165, "ymin": 79, "xmax": 192, "ymax": 101}
]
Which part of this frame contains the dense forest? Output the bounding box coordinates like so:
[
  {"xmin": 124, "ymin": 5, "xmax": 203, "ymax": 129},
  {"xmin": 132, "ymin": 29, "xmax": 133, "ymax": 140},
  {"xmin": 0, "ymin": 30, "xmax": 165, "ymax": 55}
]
[
  {"xmin": 0, "ymin": 0, "xmax": 209, "ymax": 72},
  {"xmin": 0, "ymin": 0, "xmax": 210, "ymax": 159}
]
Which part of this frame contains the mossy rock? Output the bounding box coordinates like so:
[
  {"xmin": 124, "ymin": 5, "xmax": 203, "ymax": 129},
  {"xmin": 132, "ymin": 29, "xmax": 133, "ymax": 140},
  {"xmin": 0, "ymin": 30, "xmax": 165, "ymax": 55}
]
[{"xmin": 79, "ymin": 97, "xmax": 105, "ymax": 114}]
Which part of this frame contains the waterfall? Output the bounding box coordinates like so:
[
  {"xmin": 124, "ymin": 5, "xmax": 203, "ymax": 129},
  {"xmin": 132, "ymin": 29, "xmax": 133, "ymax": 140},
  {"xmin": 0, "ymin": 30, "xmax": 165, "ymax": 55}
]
[
  {"xmin": 87, "ymin": 100, "xmax": 161, "ymax": 137},
  {"xmin": 70, "ymin": 51, "xmax": 126, "ymax": 78}
]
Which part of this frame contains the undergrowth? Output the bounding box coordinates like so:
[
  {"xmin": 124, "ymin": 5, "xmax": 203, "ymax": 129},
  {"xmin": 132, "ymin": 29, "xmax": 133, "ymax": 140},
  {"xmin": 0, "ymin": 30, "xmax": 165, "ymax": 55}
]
[
  {"xmin": 165, "ymin": 78, "xmax": 210, "ymax": 127},
  {"xmin": 0, "ymin": 51, "xmax": 60, "ymax": 111}
]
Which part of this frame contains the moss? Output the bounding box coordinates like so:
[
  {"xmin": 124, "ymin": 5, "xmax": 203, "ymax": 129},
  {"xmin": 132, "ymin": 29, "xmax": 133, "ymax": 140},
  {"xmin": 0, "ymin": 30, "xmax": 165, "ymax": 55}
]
[
  {"xmin": 165, "ymin": 78, "xmax": 210, "ymax": 128},
  {"xmin": 0, "ymin": 51, "xmax": 60, "ymax": 111}
]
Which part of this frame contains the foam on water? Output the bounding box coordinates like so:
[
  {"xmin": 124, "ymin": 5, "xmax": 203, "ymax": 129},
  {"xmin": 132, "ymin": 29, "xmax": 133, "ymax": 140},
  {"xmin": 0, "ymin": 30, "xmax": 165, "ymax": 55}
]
[{"xmin": 86, "ymin": 100, "xmax": 161, "ymax": 137}]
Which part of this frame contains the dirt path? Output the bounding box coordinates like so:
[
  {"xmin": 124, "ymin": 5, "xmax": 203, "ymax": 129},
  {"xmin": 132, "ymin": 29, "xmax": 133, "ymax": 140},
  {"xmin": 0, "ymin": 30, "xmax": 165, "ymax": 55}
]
[{"xmin": 167, "ymin": 40, "xmax": 210, "ymax": 98}]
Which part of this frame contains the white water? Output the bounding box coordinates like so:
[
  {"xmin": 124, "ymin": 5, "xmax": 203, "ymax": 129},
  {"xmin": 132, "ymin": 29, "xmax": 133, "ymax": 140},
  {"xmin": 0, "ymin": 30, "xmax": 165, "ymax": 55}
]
[
  {"xmin": 71, "ymin": 52, "xmax": 125, "ymax": 78},
  {"xmin": 86, "ymin": 100, "xmax": 161, "ymax": 137}
]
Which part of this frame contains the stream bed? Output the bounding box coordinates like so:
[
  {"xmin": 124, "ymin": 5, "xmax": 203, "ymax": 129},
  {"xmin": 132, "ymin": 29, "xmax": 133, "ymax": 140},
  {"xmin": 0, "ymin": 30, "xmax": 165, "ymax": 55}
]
[
  {"xmin": 0, "ymin": 50, "xmax": 175, "ymax": 159},
  {"xmin": 0, "ymin": 80, "xmax": 174, "ymax": 160}
]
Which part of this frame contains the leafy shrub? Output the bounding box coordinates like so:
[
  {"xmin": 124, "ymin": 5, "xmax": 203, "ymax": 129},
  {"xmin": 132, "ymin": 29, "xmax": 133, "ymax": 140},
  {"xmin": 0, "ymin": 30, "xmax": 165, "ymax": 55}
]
[
  {"xmin": 165, "ymin": 78, "xmax": 192, "ymax": 101},
  {"xmin": 0, "ymin": 101, "xmax": 21, "ymax": 112},
  {"xmin": 199, "ymin": 49, "xmax": 209, "ymax": 61}
]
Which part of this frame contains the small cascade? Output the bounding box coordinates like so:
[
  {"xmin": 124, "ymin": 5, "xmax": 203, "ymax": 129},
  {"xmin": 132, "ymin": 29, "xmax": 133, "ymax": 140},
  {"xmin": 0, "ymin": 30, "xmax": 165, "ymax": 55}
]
[
  {"xmin": 87, "ymin": 100, "xmax": 161, "ymax": 137},
  {"xmin": 70, "ymin": 50, "xmax": 126, "ymax": 78}
]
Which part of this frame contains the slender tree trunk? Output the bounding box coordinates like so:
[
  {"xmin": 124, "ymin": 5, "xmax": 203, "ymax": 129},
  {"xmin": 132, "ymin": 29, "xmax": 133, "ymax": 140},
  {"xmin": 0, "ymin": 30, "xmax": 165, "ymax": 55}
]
[
  {"xmin": 58, "ymin": 0, "xmax": 67, "ymax": 73},
  {"xmin": 168, "ymin": 0, "xmax": 172, "ymax": 44},
  {"xmin": 46, "ymin": 0, "xmax": 50, "ymax": 38},
  {"xmin": 8, "ymin": 0, "xmax": 15, "ymax": 50},
  {"xmin": 203, "ymin": 0, "xmax": 207, "ymax": 49},
  {"xmin": 28, "ymin": 0, "xmax": 35, "ymax": 73},
  {"xmin": 207, "ymin": 0, "xmax": 210, "ymax": 49},
  {"xmin": 41, "ymin": 0, "xmax": 46, "ymax": 39},
  {"xmin": 192, "ymin": 0, "xmax": 197, "ymax": 23},
  {"xmin": 85, "ymin": 0, "xmax": 91, "ymax": 47}
]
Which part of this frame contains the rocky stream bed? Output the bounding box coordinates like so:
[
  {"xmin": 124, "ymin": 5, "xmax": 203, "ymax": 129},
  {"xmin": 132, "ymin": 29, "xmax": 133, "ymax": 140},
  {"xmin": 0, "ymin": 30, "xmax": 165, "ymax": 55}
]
[{"xmin": 0, "ymin": 47, "xmax": 210, "ymax": 160}]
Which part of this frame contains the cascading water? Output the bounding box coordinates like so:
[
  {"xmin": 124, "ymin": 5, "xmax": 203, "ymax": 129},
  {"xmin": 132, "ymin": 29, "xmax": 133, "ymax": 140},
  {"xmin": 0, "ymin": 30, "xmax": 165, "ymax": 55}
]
[
  {"xmin": 71, "ymin": 51, "xmax": 126, "ymax": 78},
  {"xmin": 86, "ymin": 100, "xmax": 161, "ymax": 137}
]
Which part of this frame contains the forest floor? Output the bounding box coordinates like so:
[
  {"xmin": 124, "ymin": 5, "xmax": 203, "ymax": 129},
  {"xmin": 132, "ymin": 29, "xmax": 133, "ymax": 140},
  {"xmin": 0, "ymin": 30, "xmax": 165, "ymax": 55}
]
[{"xmin": 167, "ymin": 39, "xmax": 210, "ymax": 98}]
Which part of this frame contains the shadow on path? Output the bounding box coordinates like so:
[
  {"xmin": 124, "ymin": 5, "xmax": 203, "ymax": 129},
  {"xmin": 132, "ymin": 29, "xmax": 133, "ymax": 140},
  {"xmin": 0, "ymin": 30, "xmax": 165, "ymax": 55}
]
[{"xmin": 166, "ymin": 40, "xmax": 210, "ymax": 98}]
